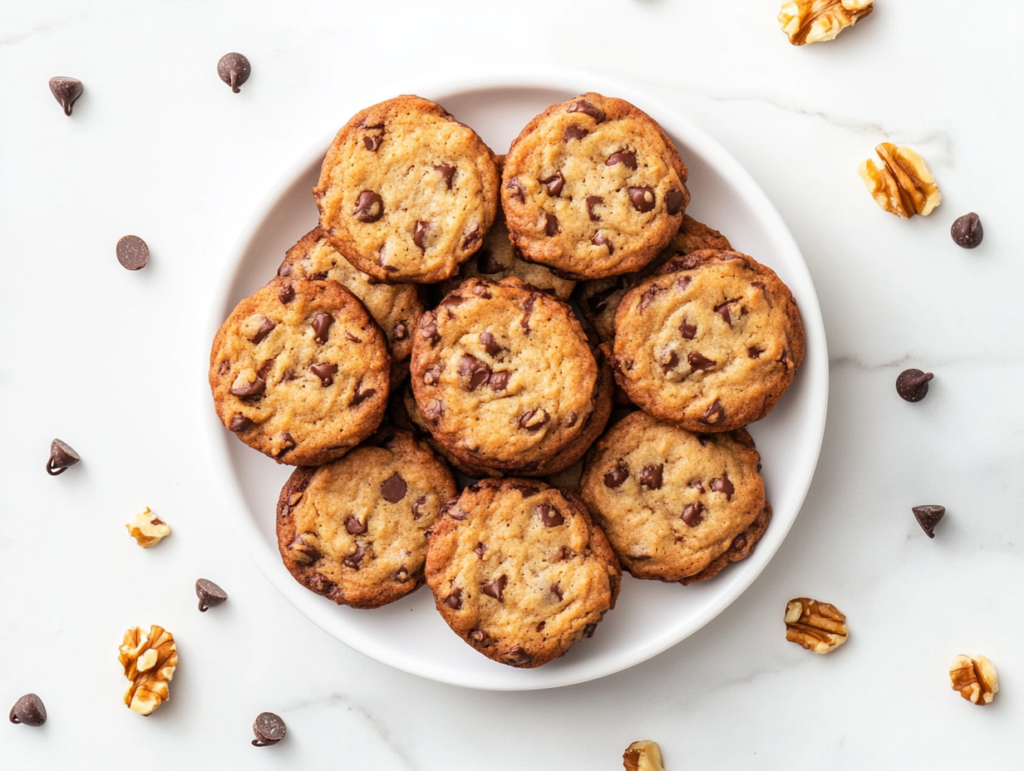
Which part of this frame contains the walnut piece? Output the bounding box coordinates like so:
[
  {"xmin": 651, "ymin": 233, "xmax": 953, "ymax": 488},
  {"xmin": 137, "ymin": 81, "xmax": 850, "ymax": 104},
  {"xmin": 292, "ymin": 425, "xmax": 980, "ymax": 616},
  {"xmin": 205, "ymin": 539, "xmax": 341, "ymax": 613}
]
[
  {"xmin": 623, "ymin": 740, "xmax": 666, "ymax": 771},
  {"xmin": 859, "ymin": 143, "xmax": 941, "ymax": 219},
  {"xmin": 949, "ymin": 654, "xmax": 999, "ymax": 706},
  {"xmin": 778, "ymin": 0, "xmax": 873, "ymax": 45},
  {"xmin": 126, "ymin": 507, "xmax": 171, "ymax": 548},
  {"xmin": 118, "ymin": 625, "xmax": 177, "ymax": 715},
  {"xmin": 785, "ymin": 597, "xmax": 848, "ymax": 654}
]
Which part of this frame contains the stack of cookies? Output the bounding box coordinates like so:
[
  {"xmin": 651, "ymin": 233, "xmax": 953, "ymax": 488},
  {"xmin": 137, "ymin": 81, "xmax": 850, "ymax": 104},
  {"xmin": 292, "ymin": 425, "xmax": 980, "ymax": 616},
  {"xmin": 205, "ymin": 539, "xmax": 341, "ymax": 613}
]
[{"xmin": 209, "ymin": 92, "xmax": 805, "ymax": 668}]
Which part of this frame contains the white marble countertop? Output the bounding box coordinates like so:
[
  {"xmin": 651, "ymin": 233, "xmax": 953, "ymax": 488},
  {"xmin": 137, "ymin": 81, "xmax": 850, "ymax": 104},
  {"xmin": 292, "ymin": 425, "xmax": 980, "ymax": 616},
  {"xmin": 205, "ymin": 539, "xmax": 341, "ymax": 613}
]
[{"xmin": 2, "ymin": 1, "xmax": 1022, "ymax": 768}]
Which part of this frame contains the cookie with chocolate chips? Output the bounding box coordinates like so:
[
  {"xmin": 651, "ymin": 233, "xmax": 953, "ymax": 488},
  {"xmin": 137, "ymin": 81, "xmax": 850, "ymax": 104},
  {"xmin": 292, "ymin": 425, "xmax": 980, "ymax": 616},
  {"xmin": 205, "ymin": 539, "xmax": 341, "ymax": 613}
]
[
  {"xmin": 209, "ymin": 277, "xmax": 390, "ymax": 465},
  {"xmin": 277, "ymin": 430, "xmax": 456, "ymax": 608},
  {"xmin": 609, "ymin": 249, "xmax": 804, "ymax": 432},
  {"xmin": 502, "ymin": 92, "xmax": 689, "ymax": 280},
  {"xmin": 425, "ymin": 478, "xmax": 621, "ymax": 667},
  {"xmin": 315, "ymin": 95, "xmax": 500, "ymax": 284},
  {"xmin": 580, "ymin": 411, "xmax": 770, "ymax": 584},
  {"xmin": 278, "ymin": 228, "xmax": 424, "ymax": 386},
  {"xmin": 410, "ymin": 277, "xmax": 599, "ymax": 472}
]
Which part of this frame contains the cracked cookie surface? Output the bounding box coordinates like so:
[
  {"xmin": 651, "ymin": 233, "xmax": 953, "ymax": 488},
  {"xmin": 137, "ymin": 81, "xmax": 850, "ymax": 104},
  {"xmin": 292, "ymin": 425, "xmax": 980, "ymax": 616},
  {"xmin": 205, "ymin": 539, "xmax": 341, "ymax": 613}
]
[
  {"xmin": 425, "ymin": 478, "xmax": 621, "ymax": 667},
  {"xmin": 209, "ymin": 277, "xmax": 389, "ymax": 465}
]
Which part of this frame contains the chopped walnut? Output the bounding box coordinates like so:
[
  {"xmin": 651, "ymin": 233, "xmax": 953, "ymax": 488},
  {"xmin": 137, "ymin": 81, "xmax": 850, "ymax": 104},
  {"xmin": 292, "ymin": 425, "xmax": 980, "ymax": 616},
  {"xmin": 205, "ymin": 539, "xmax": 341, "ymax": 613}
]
[
  {"xmin": 126, "ymin": 507, "xmax": 171, "ymax": 548},
  {"xmin": 785, "ymin": 597, "xmax": 848, "ymax": 654},
  {"xmin": 859, "ymin": 143, "xmax": 941, "ymax": 219},
  {"xmin": 778, "ymin": 0, "xmax": 873, "ymax": 45},
  {"xmin": 623, "ymin": 740, "xmax": 666, "ymax": 771},
  {"xmin": 118, "ymin": 625, "xmax": 177, "ymax": 715},
  {"xmin": 949, "ymin": 654, "xmax": 999, "ymax": 706}
]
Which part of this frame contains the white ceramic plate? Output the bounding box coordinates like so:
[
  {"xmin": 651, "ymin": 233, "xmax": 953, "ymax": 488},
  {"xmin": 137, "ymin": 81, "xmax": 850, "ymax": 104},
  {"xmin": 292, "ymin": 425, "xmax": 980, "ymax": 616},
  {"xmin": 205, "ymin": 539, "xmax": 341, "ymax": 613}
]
[{"xmin": 205, "ymin": 73, "xmax": 828, "ymax": 691}]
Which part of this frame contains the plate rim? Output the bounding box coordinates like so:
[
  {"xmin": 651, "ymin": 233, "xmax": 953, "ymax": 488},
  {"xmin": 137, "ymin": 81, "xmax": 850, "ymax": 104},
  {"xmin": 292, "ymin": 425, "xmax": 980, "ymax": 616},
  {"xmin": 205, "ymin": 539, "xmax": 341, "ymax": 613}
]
[{"xmin": 201, "ymin": 68, "xmax": 829, "ymax": 691}]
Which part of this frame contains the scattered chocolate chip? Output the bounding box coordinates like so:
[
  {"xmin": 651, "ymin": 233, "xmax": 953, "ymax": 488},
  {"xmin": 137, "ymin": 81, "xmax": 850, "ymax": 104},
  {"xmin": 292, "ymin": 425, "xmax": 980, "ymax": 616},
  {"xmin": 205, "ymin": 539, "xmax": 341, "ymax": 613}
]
[
  {"xmin": 715, "ymin": 300, "xmax": 739, "ymax": 326},
  {"xmin": 731, "ymin": 534, "xmax": 747, "ymax": 552},
  {"xmin": 461, "ymin": 227, "xmax": 483, "ymax": 252},
  {"xmin": 252, "ymin": 711, "xmax": 286, "ymax": 747},
  {"xmin": 395, "ymin": 565, "xmax": 410, "ymax": 582},
  {"xmin": 413, "ymin": 220, "xmax": 430, "ymax": 250},
  {"xmin": 474, "ymin": 542, "xmax": 486, "ymax": 560},
  {"xmin": 311, "ymin": 312, "xmax": 333, "ymax": 344},
  {"xmin": 458, "ymin": 355, "xmax": 491, "ymax": 389},
  {"xmin": 468, "ymin": 628, "xmax": 489, "ymax": 644},
  {"xmin": 551, "ymin": 583, "xmax": 564, "ymax": 600},
  {"xmin": 46, "ymin": 438, "xmax": 80, "ymax": 476},
  {"xmin": 435, "ymin": 165, "xmax": 456, "ymax": 189},
  {"xmin": 512, "ymin": 483, "xmax": 541, "ymax": 498},
  {"xmin": 682, "ymin": 501, "xmax": 704, "ymax": 527},
  {"xmin": 350, "ymin": 382, "xmax": 377, "ymax": 406},
  {"xmin": 287, "ymin": 535, "xmax": 319, "ymax": 565},
  {"xmin": 506, "ymin": 176, "xmax": 526, "ymax": 203},
  {"xmin": 563, "ymin": 125, "xmax": 589, "ymax": 142},
  {"xmin": 251, "ymin": 317, "xmax": 276, "ymax": 345},
  {"xmin": 278, "ymin": 284, "xmax": 295, "ymax": 303},
  {"xmin": 583, "ymin": 623, "xmax": 598, "ymax": 638},
  {"xmin": 591, "ymin": 232, "xmax": 613, "ymax": 253},
  {"xmin": 195, "ymin": 578, "xmax": 228, "ymax": 612},
  {"xmin": 896, "ymin": 368, "xmax": 934, "ymax": 402},
  {"xmin": 778, "ymin": 350, "xmax": 794, "ymax": 368},
  {"xmin": 309, "ymin": 362, "xmax": 338, "ymax": 387},
  {"xmin": 482, "ymin": 575, "xmax": 507, "ymax": 601},
  {"xmin": 363, "ymin": 135, "xmax": 382, "ymax": 152},
  {"xmin": 354, "ymin": 190, "xmax": 384, "ymax": 223},
  {"xmin": 411, "ymin": 496, "xmax": 428, "ymax": 519},
  {"xmin": 480, "ymin": 331, "xmax": 501, "ymax": 357},
  {"xmin": 676, "ymin": 275, "xmax": 693, "ymax": 291},
  {"xmin": 519, "ymin": 408, "xmax": 549, "ymax": 432},
  {"xmin": 666, "ymin": 189, "xmax": 686, "ymax": 215},
  {"xmin": 541, "ymin": 172, "xmax": 564, "ymax": 196},
  {"xmin": 488, "ymin": 370, "xmax": 510, "ymax": 392},
  {"xmin": 381, "ymin": 473, "xmax": 407, "ymax": 503},
  {"xmin": 748, "ymin": 346, "xmax": 764, "ymax": 359},
  {"xmin": 278, "ymin": 432, "xmax": 296, "ymax": 453},
  {"xmin": 679, "ymin": 319, "xmax": 697, "ymax": 340},
  {"xmin": 688, "ymin": 352, "xmax": 716, "ymax": 371},
  {"xmin": 586, "ymin": 195, "xmax": 603, "ymax": 221},
  {"xmin": 951, "ymin": 213, "xmax": 983, "ymax": 249},
  {"xmin": 537, "ymin": 503, "xmax": 564, "ymax": 527},
  {"xmin": 344, "ymin": 331, "xmax": 362, "ymax": 343},
  {"xmin": 522, "ymin": 296, "xmax": 536, "ymax": 333},
  {"xmin": 217, "ymin": 53, "xmax": 251, "ymax": 93},
  {"xmin": 343, "ymin": 542, "xmax": 369, "ymax": 570},
  {"xmin": 228, "ymin": 414, "xmax": 252, "ymax": 432},
  {"xmin": 639, "ymin": 284, "xmax": 664, "ymax": 312},
  {"xmin": 544, "ymin": 212, "xmax": 559, "ymax": 236},
  {"xmin": 912, "ymin": 505, "xmax": 945, "ymax": 538},
  {"xmin": 688, "ymin": 479, "xmax": 706, "ymax": 492},
  {"xmin": 116, "ymin": 235, "xmax": 149, "ymax": 271},
  {"xmin": 392, "ymin": 323, "xmax": 408, "ymax": 341},
  {"xmin": 344, "ymin": 515, "xmax": 367, "ymax": 535},
  {"xmin": 629, "ymin": 186, "xmax": 656, "ymax": 213},
  {"xmin": 48, "ymin": 76, "xmax": 83, "ymax": 116},
  {"xmin": 230, "ymin": 377, "xmax": 266, "ymax": 399},
  {"xmin": 700, "ymin": 399, "xmax": 724, "ymax": 425},
  {"xmin": 9, "ymin": 694, "xmax": 46, "ymax": 726},
  {"xmin": 567, "ymin": 99, "xmax": 605, "ymax": 122},
  {"xmin": 640, "ymin": 464, "xmax": 664, "ymax": 490},
  {"xmin": 445, "ymin": 588, "xmax": 463, "ymax": 609},
  {"xmin": 605, "ymin": 150, "xmax": 637, "ymax": 170},
  {"xmin": 710, "ymin": 474, "xmax": 734, "ymax": 500},
  {"xmin": 604, "ymin": 464, "xmax": 629, "ymax": 488},
  {"xmin": 420, "ymin": 317, "xmax": 440, "ymax": 345},
  {"xmin": 307, "ymin": 573, "xmax": 335, "ymax": 594},
  {"xmin": 506, "ymin": 647, "xmax": 534, "ymax": 666}
]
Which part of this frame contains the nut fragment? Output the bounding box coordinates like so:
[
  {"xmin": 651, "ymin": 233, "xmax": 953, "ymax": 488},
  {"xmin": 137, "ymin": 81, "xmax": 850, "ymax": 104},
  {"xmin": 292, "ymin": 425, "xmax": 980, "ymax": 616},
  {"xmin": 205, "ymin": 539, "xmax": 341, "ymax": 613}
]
[
  {"xmin": 785, "ymin": 597, "xmax": 848, "ymax": 653},
  {"xmin": 623, "ymin": 740, "xmax": 666, "ymax": 771},
  {"xmin": 949, "ymin": 654, "xmax": 999, "ymax": 706},
  {"xmin": 126, "ymin": 507, "xmax": 171, "ymax": 547},
  {"xmin": 859, "ymin": 143, "xmax": 941, "ymax": 219},
  {"xmin": 118, "ymin": 625, "xmax": 177, "ymax": 715},
  {"xmin": 778, "ymin": 0, "xmax": 873, "ymax": 45}
]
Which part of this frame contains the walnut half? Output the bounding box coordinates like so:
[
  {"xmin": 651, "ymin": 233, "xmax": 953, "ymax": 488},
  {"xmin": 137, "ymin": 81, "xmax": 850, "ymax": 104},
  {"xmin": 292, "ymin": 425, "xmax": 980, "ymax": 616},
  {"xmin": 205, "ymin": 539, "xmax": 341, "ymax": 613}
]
[
  {"xmin": 623, "ymin": 741, "xmax": 666, "ymax": 771},
  {"xmin": 779, "ymin": 0, "xmax": 873, "ymax": 45},
  {"xmin": 785, "ymin": 597, "xmax": 848, "ymax": 654},
  {"xmin": 950, "ymin": 654, "xmax": 999, "ymax": 706},
  {"xmin": 859, "ymin": 143, "xmax": 941, "ymax": 219},
  {"xmin": 126, "ymin": 507, "xmax": 171, "ymax": 548},
  {"xmin": 118, "ymin": 625, "xmax": 177, "ymax": 715}
]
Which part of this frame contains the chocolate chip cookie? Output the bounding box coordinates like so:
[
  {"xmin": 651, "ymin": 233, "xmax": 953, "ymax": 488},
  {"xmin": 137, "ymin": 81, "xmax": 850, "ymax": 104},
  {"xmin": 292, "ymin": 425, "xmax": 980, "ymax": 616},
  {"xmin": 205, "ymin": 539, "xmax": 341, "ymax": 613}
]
[
  {"xmin": 278, "ymin": 228, "xmax": 424, "ymax": 386},
  {"xmin": 277, "ymin": 430, "xmax": 457, "ymax": 608},
  {"xmin": 314, "ymin": 95, "xmax": 500, "ymax": 284},
  {"xmin": 609, "ymin": 250, "xmax": 804, "ymax": 432},
  {"xmin": 425, "ymin": 478, "xmax": 621, "ymax": 667},
  {"xmin": 580, "ymin": 411, "xmax": 770, "ymax": 584},
  {"xmin": 410, "ymin": 277, "xmax": 599, "ymax": 471},
  {"xmin": 502, "ymin": 92, "xmax": 689, "ymax": 280},
  {"xmin": 209, "ymin": 278, "xmax": 390, "ymax": 465}
]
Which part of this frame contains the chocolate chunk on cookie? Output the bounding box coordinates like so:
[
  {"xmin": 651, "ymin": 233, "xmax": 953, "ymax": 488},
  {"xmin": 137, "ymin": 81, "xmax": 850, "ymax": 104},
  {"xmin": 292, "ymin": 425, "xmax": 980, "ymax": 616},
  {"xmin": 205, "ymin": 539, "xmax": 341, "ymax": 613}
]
[
  {"xmin": 277, "ymin": 430, "xmax": 456, "ymax": 608},
  {"xmin": 314, "ymin": 96, "xmax": 500, "ymax": 284},
  {"xmin": 502, "ymin": 93, "xmax": 689, "ymax": 280},
  {"xmin": 209, "ymin": 278, "xmax": 390, "ymax": 465},
  {"xmin": 425, "ymin": 479, "xmax": 621, "ymax": 667},
  {"xmin": 581, "ymin": 411, "xmax": 770, "ymax": 584}
]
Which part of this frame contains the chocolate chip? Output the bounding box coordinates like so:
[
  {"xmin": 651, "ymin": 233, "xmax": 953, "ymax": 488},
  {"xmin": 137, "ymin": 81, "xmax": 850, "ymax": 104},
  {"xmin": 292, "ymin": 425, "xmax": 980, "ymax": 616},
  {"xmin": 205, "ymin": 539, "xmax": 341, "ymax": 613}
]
[
  {"xmin": 412, "ymin": 495, "xmax": 428, "ymax": 519},
  {"xmin": 310, "ymin": 362, "xmax": 338, "ymax": 387},
  {"xmin": 307, "ymin": 573, "xmax": 335, "ymax": 595},
  {"xmin": 251, "ymin": 317, "xmax": 276, "ymax": 345},
  {"xmin": 640, "ymin": 464, "xmax": 664, "ymax": 490},
  {"xmin": 278, "ymin": 432, "xmax": 296, "ymax": 453},
  {"xmin": 896, "ymin": 368, "xmax": 934, "ymax": 402},
  {"xmin": 311, "ymin": 312, "xmax": 333, "ymax": 344},
  {"xmin": 217, "ymin": 53, "xmax": 251, "ymax": 93},
  {"xmin": 563, "ymin": 125, "xmax": 588, "ymax": 142},
  {"xmin": 604, "ymin": 463, "xmax": 629, "ymax": 488},
  {"xmin": 605, "ymin": 150, "xmax": 637, "ymax": 170},
  {"xmin": 586, "ymin": 195, "xmax": 603, "ymax": 221},
  {"xmin": 951, "ymin": 213, "xmax": 983, "ymax": 248},
  {"xmin": 471, "ymin": 283, "xmax": 492, "ymax": 299},
  {"xmin": 420, "ymin": 316, "xmax": 440, "ymax": 345},
  {"xmin": 257, "ymin": 360, "xmax": 275, "ymax": 380},
  {"xmin": 544, "ymin": 212, "xmax": 559, "ymax": 236},
  {"xmin": 912, "ymin": 505, "xmax": 945, "ymax": 538},
  {"xmin": 363, "ymin": 135, "xmax": 382, "ymax": 152},
  {"xmin": 392, "ymin": 323, "xmax": 408, "ymax": 341},
  {"xmin": 445, "ymin": 587, "xmax": 463, "ymax": 609},
  {"xmin": 350, "ymin": 382, "xmax": 377, "ymax": 406},
  {"xmin": 471, "ymin": 542, "xmax": 485, "ymax": 560},
  {"xmin": 519, "ymin": 408, "xmax": 549, "ymax": 431},
  {"xmin": 468, "ymin": 628, "xmax": 489, "ymax": 645},
  {"xmin": 484, "ymin": 370, "xmax": 511, "ymax": 393},
  {"xmin": 116, "ymin": 235, "xmax": 149, "ymax": 271},
  {"xmin": 591, "ymin": 233, "xmax": 613, "ymax": 253},
  {"xmin": 228, "ymin": 414, "xmax": 252, "ymax": 432},
  {"xmin": 679, "ymin": 319, "xmax": 697, "ymax": 339},
  {"xmin": 423, "ymin": 399, "xmax": 444, "ymax": 421},
  {"xmin": 639, "ymin": 285, "xmax": 664, "ymax": 312},
  {"xmin": 506, "ymin": 647, "xmax": 534, "ymax": 666},
  {"xmin": 195, "ymin": 578, "xmax": 228, "ymax": 612},
  {"xmin": 230, "ymin": 377, "xmax": 266, "ymax": 399},
  {"xmin": 252, "ymin": 712, "xmax": 286, "ymax": 747},
  {"xmin": 476, "ymin": 248, "xmax": 504, "ymax": 274},
  {"xmin": 748, "ymin": 346, "xmax": 764, "ymax": 359},
  {"xmin": 344, "ymin": 331, "xmax": 362, "ymax": 343},
  {"xmin": 583, "ymin": 623, "xmax": 599, "ymax": 639},
  {"xmin": 278, "ymin": 284, "xmax": 295, "ymax": 303},
  {"xmin": 676, "ymin": 275, "xmax": 693, "ymax": 292},
  {"xmin": 354, "ymin": 190, "xmax": 384, "ymax": 222},
  {"xmin": 682, "ymin": 501, "xmax": 704, "ymax": 527},
  {"xmin": 462, "ymin": 227, "xmax": 483, "ymax": 252},
  {"xmin": 536, "ymin": 503, "xmax": 564, "ymax": 527},
  {"xmin": 480, "ymin": 331, "xmax": 501, "ymax": 357},
  {"xmin": 566, "ymin": 411, "xmax": 578, "ymax": 428},
  {"xmin": 567, "ymin": 99, "xmax": 605, "ymax": 122},
  {"xmin": 482, "ymin": 575, "xmax": 507, "ymax": 601},
  {"xmin": 688, "ymin": 352, "xmax": 716, "ymax": 371},
  {"xmin": 218, "ymin": 360, "xmax": 231, "ymax": 376},
  {"xmin": 506, "ymin": 177, "xmax": 526, "ymax": 203},
  {"xmin": 435, "ymin": 165, "xmax": 456, "ymax": 189},
  {"xmin": 413, "ymin": 220, "xmax": 430, "ymax": 250},
  {"xmin": 48, "ymin": 76, "xmax": 83, "ymax": 116},
  {"xmin": 343, "ymin": 542, "xmax": 369, "ymax": 570},
  {"xmin": 9, "ymin": 694, "xmax": 46, "ymax": 726},
  {"xmin": 46, "ymin": 438, "xmax": 80, "ymax": 476},
  {"xmin": 550, "ymin": 583, "xmax": 565, "ymax": 601},
  {"xmin": 381, "ymin": 472, "xmax": 407, "ymax": 503},
  {"xmin": 541, "ymin": 172, "xmax": 564, "ymax": 196},
  {"xmin": 512, "ymin": 483, "xmax": 541, "ymax": 498},
  {"xmin": 710, "ymin": 474, "xmax": 734, "ymax": 500},
  {"xmin": 339, "ymin": 515, "xmax": 367, "ymax": 536},
  {"xmin": 458, "ymin": 355, "xmax": 491, "ymax": 389},
  {"xmin": 521, "ymin": 296, "xmax": 537, "ymax": 333},
  {"xmin": 666, "ymin": 189, "xmax": 686, "ymax": 215},
  {"xmin": 629, "ymin": 186, "xmax": 656, "ymax": 213},
  {"xmin": 715, "ymin": 300, "xmax": 739, "ymax": 325},
  {"xmin": 688, "ymin": 479, "xmax": 705, "ymax": 493},
  {"xmin": 287, "ymin": 535, "xmax": 319, "ymax": 565},
  {"xmin": 700, "ymin": 399, "xmax": 724, "ymax": 425},
  {"xmin": 423, "ymin": 364, "xmax": 443, "ymax": 386}
]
